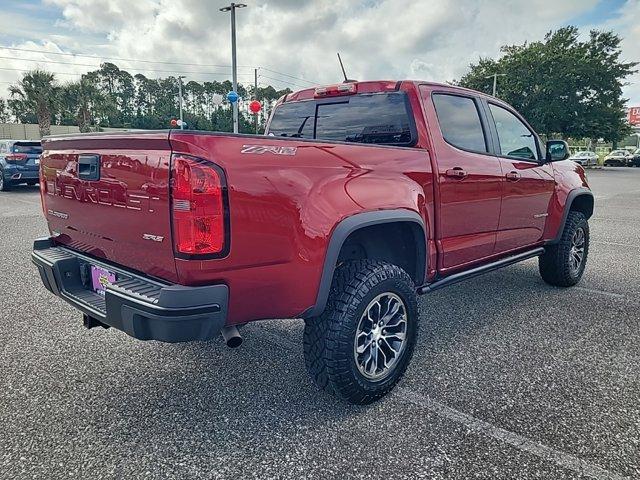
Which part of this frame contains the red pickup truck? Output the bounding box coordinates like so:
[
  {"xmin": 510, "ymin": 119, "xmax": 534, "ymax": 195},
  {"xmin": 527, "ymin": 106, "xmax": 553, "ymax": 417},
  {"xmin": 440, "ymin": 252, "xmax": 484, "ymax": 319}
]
[{"xmin": 33, "ymin": 80, "xmax": 593, "ymax": 404}]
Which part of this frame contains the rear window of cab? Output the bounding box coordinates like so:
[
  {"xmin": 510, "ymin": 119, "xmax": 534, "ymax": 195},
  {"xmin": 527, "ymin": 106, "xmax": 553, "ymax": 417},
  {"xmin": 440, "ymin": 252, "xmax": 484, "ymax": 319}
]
[{"xmin": 267, "ymin": 92, "xmax": 416, "ymax": 147}]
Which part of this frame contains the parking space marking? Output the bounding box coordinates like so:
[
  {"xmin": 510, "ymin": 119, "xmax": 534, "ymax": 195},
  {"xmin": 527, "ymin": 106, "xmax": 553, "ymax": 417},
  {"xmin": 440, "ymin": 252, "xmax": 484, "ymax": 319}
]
[
  {"xmin": 397, "ymin": 388, "xmax": 629, "ymax": 480},
  {"xmin": 256, "ymin": 325, "xmax": 629, "ymax": 480},
  {"xmin": 592, "ymin": 240, "xmax": 640, "ymax": 249},
  {"xmin": 574, "ymin": 287, "xmax": 628, "ymax": 300}
]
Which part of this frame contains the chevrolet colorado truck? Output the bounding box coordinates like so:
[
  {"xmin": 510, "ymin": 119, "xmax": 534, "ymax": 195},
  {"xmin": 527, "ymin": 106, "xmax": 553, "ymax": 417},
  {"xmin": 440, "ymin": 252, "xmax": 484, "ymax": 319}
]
[{"xmin": 32, "ymin": 80, "xmax": 593, "ymax": 404}]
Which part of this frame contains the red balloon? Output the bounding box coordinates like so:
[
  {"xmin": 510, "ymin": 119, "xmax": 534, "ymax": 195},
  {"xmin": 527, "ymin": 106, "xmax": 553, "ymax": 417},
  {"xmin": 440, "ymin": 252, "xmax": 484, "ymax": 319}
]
[
  {"xmin": 249, "ymin": 100, "xmax": 262, "ymax": 114},
  {"xmin": 170, "ymin": 118, "xmax": 178, "ymax": 127}
]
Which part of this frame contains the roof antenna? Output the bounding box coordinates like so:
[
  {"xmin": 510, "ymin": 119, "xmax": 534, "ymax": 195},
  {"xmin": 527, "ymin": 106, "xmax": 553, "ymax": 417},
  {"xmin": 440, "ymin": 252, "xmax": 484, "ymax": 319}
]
[{"xmin": 337, "ymin": 53, "xmax": 356, "ymax": 83}]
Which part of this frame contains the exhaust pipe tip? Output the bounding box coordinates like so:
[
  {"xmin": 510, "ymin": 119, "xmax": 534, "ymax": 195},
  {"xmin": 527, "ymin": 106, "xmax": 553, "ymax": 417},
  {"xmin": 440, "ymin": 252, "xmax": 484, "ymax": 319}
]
[{"xmin": 221, "ymin": 326, "xmax": 242, "ymax": 348}]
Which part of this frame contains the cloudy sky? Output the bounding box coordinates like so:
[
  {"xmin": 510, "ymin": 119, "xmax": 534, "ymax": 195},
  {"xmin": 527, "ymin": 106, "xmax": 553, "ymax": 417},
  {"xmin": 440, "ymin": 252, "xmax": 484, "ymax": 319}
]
[{"xmin": 0, "ymin": 0, "xmax": 638, "ymax": 105}]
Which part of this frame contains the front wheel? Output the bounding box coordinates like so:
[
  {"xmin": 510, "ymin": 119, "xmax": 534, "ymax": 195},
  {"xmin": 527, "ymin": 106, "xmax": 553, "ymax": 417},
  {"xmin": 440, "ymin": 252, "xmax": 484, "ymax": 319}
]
[
  {"xmin": 303, "ymin": 260, "xmax": 418, "ymax": 405},
  {"xmin": 539, "ymin": 211, "xmax": 589, "ymax": 287}
]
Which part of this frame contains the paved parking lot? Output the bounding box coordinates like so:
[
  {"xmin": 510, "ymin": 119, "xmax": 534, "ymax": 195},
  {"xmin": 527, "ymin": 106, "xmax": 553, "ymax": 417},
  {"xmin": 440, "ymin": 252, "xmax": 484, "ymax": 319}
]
[{"xmin": 0, "ymin": 168, "xmax": 638, "ymax": 479}]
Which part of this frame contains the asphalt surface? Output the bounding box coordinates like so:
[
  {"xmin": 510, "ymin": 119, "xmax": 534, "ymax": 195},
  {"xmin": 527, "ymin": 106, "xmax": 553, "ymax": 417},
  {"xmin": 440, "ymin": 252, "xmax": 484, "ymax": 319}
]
[{"xmin": 0, "ymin": 167, "xmax": 639, "ymax": 480}]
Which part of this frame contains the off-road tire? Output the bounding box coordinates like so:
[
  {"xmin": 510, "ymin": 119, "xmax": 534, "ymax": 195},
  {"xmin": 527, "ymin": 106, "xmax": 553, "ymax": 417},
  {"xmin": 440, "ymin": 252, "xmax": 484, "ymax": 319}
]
[
  {"xmin": 303, "ymin": 260, "xmax": 418, "ymax": 405},
  {"xmin": 539, "ymin": 211, "xmax": 589, "ymax": 287},
  {"xmin": 0, "ymin": 170, "xmax": 10, "ymax": 192}
]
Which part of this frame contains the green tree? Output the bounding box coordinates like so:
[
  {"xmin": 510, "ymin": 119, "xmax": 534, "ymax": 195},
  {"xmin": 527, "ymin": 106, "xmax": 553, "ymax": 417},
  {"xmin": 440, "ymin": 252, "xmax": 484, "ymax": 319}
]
[
  {"xmin": 458, "ymin": 26, "xmax": 637, "ymax": 142},
  {"xmin": 61, "ymin": 75, "xmax": 104, "ymax": 132},
  {"xmin": 0, "ymin": 99, "xmax": 10, "ymax": 123},
  {"xmin": 8, "ymin": 69, "xmax": 60, "ymax": 137}
]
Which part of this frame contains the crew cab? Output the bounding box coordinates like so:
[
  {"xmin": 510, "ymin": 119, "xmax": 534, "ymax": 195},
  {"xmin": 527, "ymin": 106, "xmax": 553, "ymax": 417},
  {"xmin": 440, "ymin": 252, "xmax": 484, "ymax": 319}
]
[{"xmin": 32, "ymin": 81, "xmax": 593, "ymax": 404}]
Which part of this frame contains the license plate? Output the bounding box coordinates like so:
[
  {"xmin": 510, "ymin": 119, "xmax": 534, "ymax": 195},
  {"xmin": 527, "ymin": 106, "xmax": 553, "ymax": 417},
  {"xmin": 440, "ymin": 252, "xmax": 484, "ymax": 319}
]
[{"xmin": 90, "ymin": 265, "xmax": 116, "ymax": 296}]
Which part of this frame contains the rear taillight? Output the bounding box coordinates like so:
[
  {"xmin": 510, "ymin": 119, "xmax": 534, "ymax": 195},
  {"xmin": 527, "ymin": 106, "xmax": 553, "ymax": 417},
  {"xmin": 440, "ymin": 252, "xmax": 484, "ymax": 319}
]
[
  {"xmin": 5, "ymin": 153, "xmax": 27, "ymax": 163},
  {"xmin": 170, "ymin": 154, "xmax": 226, "ymax": 256}
]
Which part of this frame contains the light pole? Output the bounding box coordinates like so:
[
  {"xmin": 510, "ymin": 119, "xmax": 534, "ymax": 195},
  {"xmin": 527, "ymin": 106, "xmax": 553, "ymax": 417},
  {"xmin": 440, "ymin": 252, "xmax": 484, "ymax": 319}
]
[
  {"xmin": 177, "ymin": 75, "xmax": 185, "ymax": 130},
  {"xmin": 220, "ymin": 2, "xmax": 247, "ymax": 134},
  {"xmin": 485, "ymin": 73, "xmax": 506, "ymax": 97}
]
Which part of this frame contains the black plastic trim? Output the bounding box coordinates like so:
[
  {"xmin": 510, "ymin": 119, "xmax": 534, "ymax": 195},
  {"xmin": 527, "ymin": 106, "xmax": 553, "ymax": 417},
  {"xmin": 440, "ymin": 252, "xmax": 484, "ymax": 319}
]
[
  {"xmin": 546, "ymin": 188, "xmax": 594, "ymax": 245},
  {"xmin": 418, "ymin": 247, "xmax": 545, "ymax": 294},
  {"xmin": 302, "ymin": 210, "xmax": 427, "ymax": 318},
  {"xmin": 32, "ymin": 238, "xmax": 228, "ymax": 343}
]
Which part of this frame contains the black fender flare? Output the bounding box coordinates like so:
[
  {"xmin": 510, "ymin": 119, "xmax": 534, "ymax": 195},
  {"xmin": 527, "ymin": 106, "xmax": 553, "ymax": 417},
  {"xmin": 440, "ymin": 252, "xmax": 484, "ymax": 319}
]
[
  {"xmin": 548, "ymin": 188, "xmax": 594, "ymax": 244},
  {"xmin": 301, "ymin": 209, "xmax": 427, "ymax": 319}
]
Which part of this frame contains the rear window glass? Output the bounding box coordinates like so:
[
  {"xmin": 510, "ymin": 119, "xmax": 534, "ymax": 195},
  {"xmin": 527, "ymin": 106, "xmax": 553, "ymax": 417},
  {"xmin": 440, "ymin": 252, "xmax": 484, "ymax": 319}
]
[
  {"xmin": 13, "ymin": 143, "xmax": 42, "ymax": 154},
  {"xmin": 268, "ymin": 92, "xmax": 415, "ymax": 146}
]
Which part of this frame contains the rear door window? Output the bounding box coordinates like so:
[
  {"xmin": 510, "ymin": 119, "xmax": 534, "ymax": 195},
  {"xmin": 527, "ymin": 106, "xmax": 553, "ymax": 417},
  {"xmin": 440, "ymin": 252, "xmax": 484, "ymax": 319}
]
[
  {"xmin": 268, "ymin": 92, "xmax": 415, "ymax": 146},
  {"xmin": 432, "ymin": 94, "xmax": 487, "ymax": 153}
]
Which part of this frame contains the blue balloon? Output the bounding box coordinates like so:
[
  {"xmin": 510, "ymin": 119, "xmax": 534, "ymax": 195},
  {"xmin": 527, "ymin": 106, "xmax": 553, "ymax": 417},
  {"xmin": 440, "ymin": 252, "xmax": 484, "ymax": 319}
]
[{"xmin": 227, "ymin": 91, "xmax": 239, "ymax": 103}]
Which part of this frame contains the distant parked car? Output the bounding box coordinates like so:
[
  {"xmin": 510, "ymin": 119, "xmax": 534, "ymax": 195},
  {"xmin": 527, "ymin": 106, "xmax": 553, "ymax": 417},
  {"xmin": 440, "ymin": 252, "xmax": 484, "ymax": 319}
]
[
  {"xmin": 603, "ymin": 149, "xmax": 631, "ymax": 167},
  {"xmin": 569, "ymin": 150, "xmax": 598, "ymax": 166},
  {"xmin": 631, "ymin": 148, "xmax": 640, "ymax": 167},
  {"xmin": 0, "ymin": 140, "xmax": 42, "ymax": 191}
]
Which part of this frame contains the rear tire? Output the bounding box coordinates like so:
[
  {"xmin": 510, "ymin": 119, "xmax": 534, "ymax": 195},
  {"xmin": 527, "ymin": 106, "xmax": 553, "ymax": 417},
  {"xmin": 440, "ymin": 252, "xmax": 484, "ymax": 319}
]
[
  {"xmin": 539, "ymin": 211, "xmax": 589, "ymax": 287},
  {"xmin": 303, "ymin": 260, "xmax": 418, "ymax": 405},
  {"xmin": 0, "ymin": 170, "xmax": 10, "ymax": 192}
]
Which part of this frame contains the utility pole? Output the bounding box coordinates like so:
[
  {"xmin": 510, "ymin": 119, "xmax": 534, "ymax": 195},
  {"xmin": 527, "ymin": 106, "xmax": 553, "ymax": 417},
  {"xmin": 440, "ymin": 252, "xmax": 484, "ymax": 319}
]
[
  {"xmin": 254, "ymin": 67, "xmax": 258, "ymax": 134},
  {"xmin": 485, "ymin": 73, "xmax": 506, "ymax": 97},
  {"xmin": 177, "ymin": 75, "xmax": 185, "ymax": 129},
  {"xmin": 220, "ymin": 3, "xmax": 247, "ymax": 134}
]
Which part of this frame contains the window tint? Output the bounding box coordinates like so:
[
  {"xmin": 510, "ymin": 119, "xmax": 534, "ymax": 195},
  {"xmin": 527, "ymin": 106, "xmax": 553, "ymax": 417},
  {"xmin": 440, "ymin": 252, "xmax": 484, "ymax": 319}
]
[
  {"xmin": 13, "ymin": 142, "xmax": 42, "ymax": 154},
  {"xmin": 432, "ymin": 94, "xmax": 487, "ymax": 152},
  {"xmin": 267, "ymin": 100, "xmax": 315, "ymax": 139},
  {"xmin": 315, "ymin": 93, "xmax": 413, "ymax": 145},
  {"xmin": 489, "ymin": 104, "xmax": 538, "ymax": 160},
  {"xmin": 267, "ymin": 93, "xmax": 415, "ymax": 146}
]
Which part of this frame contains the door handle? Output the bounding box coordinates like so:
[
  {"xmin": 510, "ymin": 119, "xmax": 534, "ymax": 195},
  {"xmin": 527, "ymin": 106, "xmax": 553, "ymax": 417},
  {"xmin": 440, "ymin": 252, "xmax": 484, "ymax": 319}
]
[
  {"xmin": 445, "ymin": 167, "xmax": 467, "ymax": 179},
  {"xmin": 505, "ymin": 171, "xmax": 520, "ymax": 181},
  {"xmin": 78, "ymin": 155, "xmax": 100, "ymax": 181}
]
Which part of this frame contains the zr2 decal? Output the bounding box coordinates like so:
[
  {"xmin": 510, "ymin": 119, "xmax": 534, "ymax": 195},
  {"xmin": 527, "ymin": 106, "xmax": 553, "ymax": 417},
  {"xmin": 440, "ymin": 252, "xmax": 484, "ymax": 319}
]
[{"xmin": 241, "ymin": 145, "xmax": 297, "ymax": 156}]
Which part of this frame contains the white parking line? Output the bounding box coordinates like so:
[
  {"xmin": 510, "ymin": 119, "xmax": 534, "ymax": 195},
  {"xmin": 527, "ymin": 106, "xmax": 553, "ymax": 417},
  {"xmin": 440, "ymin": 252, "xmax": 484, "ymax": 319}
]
[
  {"xmin": 592, "ymin": 240, "xmax": 640, "ymax": 249},
  {"xmin": 397, "ymin": 388, "xmax": 629, "ymax": 480},
  {"xmin": 574, "ymin": 287, "xmax": 628, "ymax": 300},
  {"xmin": 256, "ymin": 325, "xmax": 629, "ymax": 480}
]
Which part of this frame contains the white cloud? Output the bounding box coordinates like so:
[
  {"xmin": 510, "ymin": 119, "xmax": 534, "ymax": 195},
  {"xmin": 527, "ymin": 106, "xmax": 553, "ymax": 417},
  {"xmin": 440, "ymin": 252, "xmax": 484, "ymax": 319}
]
[{"xmin": 1, "ymin": 0, "xmax": 638, "ymax": 107}]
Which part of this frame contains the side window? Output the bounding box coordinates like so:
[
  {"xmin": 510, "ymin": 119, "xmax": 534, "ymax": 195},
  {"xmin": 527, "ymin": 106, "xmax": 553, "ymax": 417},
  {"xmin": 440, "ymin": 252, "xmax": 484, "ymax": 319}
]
[
  {"xmin": 0, "ymin": 143, "xmax": 6, "ymax": 154},
  {"xmin": 432, "ymin": 94, "xmax": 487, "ymax": 153},
  {"xmin": 488, "ymin": 104, "xmax": 538, "ymax": 160}
]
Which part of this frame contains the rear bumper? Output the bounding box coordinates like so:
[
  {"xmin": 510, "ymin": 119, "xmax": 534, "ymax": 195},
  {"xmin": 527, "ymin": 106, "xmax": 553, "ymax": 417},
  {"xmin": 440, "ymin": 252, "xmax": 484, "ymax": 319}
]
[{"xmin": 31, "ymin": 238, "xmax": 228, "ymax": 343}]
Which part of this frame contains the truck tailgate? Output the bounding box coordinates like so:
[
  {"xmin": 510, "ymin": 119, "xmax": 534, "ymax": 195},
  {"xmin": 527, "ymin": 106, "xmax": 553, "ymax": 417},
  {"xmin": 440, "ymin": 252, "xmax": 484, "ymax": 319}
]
[{"xmin": 40, "ymin": 132, "xmax": 178, "ymax": 283}]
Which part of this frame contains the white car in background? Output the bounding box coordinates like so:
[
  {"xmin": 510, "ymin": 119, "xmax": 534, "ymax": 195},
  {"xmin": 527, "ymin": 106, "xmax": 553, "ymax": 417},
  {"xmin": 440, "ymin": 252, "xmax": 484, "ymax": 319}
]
[{"xmin": 569, "ymin": 151, "xmax": 598, "ymax": 166}]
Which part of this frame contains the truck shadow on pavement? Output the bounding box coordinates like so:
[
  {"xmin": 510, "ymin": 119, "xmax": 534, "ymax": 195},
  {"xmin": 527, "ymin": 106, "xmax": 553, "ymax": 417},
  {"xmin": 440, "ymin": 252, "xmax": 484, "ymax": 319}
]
[{"xmin": 78, "ymin": 264, "xmax": 561, "ymax": 452}]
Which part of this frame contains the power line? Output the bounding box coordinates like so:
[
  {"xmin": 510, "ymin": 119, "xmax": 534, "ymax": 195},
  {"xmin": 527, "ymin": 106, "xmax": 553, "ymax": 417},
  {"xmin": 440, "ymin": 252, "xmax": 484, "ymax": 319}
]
[
  {"xmin": 0, "ymin": 47, "xmax": 320, "ymax": 85},
  {"xmin": 0, "ymin": 46, "xmax": 251, "ymax": 68},
  {"xmin": 258, "ymin": 74, "xmax": 310, "ymax": 89},
  {"xmin": 0, "ymin": 55, "xmax": 257, "ymax": 76},
  {"xmin": 259, "ymin": 67, "xmax": 317, "ymax": 85}
]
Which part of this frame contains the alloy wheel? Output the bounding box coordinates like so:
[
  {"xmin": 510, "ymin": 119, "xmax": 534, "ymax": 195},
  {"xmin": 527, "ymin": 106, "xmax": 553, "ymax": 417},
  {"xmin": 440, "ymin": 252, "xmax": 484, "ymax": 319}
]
[
  {"xmin": 354, "ymin": 292, "xmax": 408, "ymax": 381},
  {"xmin": 569, "ymin": 227, "xmax": 586, "ymax": 274}
]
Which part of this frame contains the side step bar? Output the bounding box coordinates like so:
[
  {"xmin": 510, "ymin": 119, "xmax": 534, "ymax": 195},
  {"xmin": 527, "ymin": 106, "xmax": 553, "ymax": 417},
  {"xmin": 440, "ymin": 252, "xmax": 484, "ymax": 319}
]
[{"xmin": 418, "ymin": 247, "xmax": 545, "ymax": 294}]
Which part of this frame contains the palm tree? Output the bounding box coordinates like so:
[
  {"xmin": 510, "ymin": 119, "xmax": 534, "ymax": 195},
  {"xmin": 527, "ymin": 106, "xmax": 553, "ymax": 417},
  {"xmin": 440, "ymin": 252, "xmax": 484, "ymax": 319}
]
[
  {"xmin": 9, "ymin": 70, "xmax": 59, "ymax": 137},
  {"xmin": 62, "ymin": 76, "xmax": 103, "ymax": 132}
]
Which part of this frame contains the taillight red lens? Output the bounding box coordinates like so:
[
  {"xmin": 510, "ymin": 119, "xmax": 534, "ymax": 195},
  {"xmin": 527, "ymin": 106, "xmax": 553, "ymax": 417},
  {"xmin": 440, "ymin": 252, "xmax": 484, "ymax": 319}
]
[
  {"xmin": 5, "ymin": 153, "xmax": 27, "ymax": 163},
  {"xmin": 170, "ymin": 154, "xmax": 225, "ymax": 255}
]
